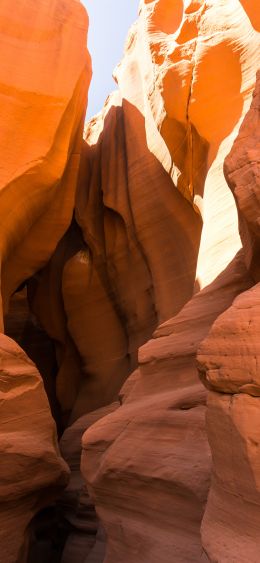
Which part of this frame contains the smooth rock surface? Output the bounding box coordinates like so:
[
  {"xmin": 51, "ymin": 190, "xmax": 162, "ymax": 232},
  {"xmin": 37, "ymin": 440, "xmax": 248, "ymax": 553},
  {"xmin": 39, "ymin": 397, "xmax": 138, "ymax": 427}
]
[
  {"xmin": 81, "ymin": 1, "xmax": 259, "ymax": 560},
  {"xmin": 198, "ymin": 71, "xmax": 260, "ymax": 563},
  {"xmin": 82, "ymin": 254, "xmax": 252, "ymax": 562},
  {"xmin": 59, "ymin": 403, "xmax": 118, "ymax": 563},
  {"xmin": 0, "ymin": 0, "xmax": 91, "ymax": 328},
  {"xmin": 0, "ymin": 335, "xmax": 69, "ymax": 563},
  {"xmin": 224, "ymin": 70, "xmax": 260, "ymax": 281},
  {"xmin": 31, "ymin": 0, "xmax": 259, "ymax": 422},
  {"xmin": 198, "ymin": 286, "xmax": 260, "ymax": 562}
]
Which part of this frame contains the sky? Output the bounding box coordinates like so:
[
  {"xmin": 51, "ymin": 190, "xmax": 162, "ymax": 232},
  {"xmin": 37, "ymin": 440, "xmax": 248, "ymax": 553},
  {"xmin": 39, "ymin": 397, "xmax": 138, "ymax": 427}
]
[{"xmin": 82, "ymin": 1, "xmax": 140, "ymax": 119}]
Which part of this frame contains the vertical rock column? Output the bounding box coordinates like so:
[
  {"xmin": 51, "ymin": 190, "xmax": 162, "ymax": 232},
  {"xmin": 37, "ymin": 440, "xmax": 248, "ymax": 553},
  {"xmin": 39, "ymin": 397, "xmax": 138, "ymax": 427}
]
[{"xmin": 198, "ymin": 71, "xmax": 260, "ymax": 562}]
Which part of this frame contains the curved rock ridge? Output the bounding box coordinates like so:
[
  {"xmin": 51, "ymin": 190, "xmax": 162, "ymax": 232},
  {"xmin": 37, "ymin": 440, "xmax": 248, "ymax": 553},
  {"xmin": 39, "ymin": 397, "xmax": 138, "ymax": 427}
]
[
  {"xmin": 224, "ymin": 69, "xmax": 260, "ymax": 282},
  {"xmin": 0, "ymin": 334, "xmax": 69, "ymax": 563},
  {"xmin": 117, "ymin": 0, "xmax": 258, "ymax": 210},
  {"xmin": 59, "ymin": 402, "xmax": 119, "ymax": 563},
  {"xmin": 197, "ymin": 285, "xmax": 260, "ymax": 563},
  {"xmin": 0, "ymin": 0, "xmax": 91, "ymax": 328},
  {"xmin": 0, "ymin": 1, "xmax": 259, "ymax": 561},
  {"xmin": 80, "ymin": 1, "xmax": 260, "ymax": 561},
  {"xmin": 31, "ymin": 88, "xmax": 202, "ymax": 422},
  {"xmin": 81, "ymin": 252, "xmax": 253, "ymax": 563},
  {"xmin": 197, "ymin": 70, "xmax": 260, "ymax": 563},
  {"xmin": 0, "ymin": 2, "xmax": 91, "ymax": 561},
  {"xmin": 29, "ymin": 0, "xmax": 259, "ymax": 423}
]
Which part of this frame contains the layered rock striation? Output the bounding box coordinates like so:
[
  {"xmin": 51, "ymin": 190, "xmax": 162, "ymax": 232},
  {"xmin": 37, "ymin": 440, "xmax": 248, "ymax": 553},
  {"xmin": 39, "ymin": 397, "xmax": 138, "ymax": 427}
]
[
  {"xmin": 28, "ymin": 0, "xmax": 259, "ymax": 424},
  {"xmin": 0, "ymin": 1, "xmax": 259, "ymax": 562},
  {"xmin": 0, "ymin": 1, "xmax": 91, "ymax": 561},
  {"xmin": 0, "ymin": 335, "xmax": 69, "ymax": 563},
  {"xmin": 197, "ymin": 70, "xmax": 260, "ymax": 563},
  {"xmin": 81, "ymin": 1, "xmax": 260, "ymax": 561},
  {"xmin": 0, "ymin": 0, "xmax": 91, "ymax": 327}
]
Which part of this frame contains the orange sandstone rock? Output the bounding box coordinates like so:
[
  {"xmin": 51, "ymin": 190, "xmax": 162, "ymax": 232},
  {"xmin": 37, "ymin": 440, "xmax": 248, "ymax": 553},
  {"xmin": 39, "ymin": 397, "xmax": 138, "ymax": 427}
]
[
  {"xmin": 32, "ymin": 88, "xmax": 202, "ymax": 421},
  {"xmin": 43, "ymin": 0, "xmax": 258, "ymax": 421},
  {"xmin": 197, "ymin": 71, "xmax": 260, "ymax": 563},
  {"xmin": 0, "ymin": 335, "xmax": 69, "ymax": 563},
  {"xmin": 0, "ymin": 0, "xmax": 91, "ymax": 329},
  {"xmin": 81, "ymin": 1, "xmax": 259, "ymax": 560},
  {"xmin": 197, "ymin": 285, "xmax": 260, "ymax": 563},
  {"xmin": 81, "ymin": 254, "xmax": 252, "ymax": 563},
  {"xmin": 224, "ymin": 70, "xmax": 260, "ymax": 281},
  {"xmin": 0, "ymin": 2, "xmax": 91, "ymax": 560},
  {"xmin": 59, "ymin": 403, "xmax": 118, "ymax": 563}
]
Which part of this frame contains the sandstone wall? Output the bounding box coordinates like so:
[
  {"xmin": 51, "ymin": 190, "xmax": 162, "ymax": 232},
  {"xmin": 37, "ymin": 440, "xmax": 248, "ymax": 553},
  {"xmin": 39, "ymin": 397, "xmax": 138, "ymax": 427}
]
[
  {"xmin": 30, "ymin": 0, "xmax": 259, "ymax": 423},
  {"xmin": 197, "ymin": 70, "xmax": 260, "ymax": 563},
  {"xmin": 0, "ymin": 335, "xmax": 69, "ymax": 563},
  {"xmin": 0, "ymin": 0, "xmax": 91, "ymax": 327},
  {"xmin": 0, "ymin": 1, "xmax": 259, "ymax": 562},
  {"xmin": 81, "ymin": 1, "xmax": 259, "ymax": 561},
  {"xmin": 0, "ymin": 2, "xmax": 91, "ymax": 561}
]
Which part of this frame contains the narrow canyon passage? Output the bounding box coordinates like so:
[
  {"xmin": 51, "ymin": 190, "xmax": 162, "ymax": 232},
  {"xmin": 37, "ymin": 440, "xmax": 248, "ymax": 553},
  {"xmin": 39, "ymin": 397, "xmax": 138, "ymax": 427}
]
[{"xmin": 0, "ymin": 1, "xmax": 259, "ymax": 563}]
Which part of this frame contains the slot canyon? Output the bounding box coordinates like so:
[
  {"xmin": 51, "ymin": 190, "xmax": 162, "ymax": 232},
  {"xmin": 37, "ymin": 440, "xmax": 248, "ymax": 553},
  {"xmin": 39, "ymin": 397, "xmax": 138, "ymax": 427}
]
[{"xmin": 0, "ymin": 1, "xmax": 259, "ymax": 562}]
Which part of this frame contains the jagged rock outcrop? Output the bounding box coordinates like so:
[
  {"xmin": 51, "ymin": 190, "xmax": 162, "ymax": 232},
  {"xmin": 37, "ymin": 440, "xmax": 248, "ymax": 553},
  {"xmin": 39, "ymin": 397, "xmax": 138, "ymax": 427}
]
[
  {"xmin": 197, "ymin": 70, "xmax": 260, "ymax": 563},
  {"xmin": 0, "ymin": 335, "xmax": 69, "ymax": 563},
  {"xmin": 81, "ymin": 1, "xmax": 259, "ymax": 561},
  {"xmin": 0, "ymin": 0, "xmax": 91, "ymax": 329}
]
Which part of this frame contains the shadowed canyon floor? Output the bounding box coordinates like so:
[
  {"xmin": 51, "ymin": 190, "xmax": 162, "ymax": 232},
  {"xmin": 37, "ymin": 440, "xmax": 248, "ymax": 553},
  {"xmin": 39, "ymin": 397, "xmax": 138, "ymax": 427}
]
[{"xmin": 0, "ymin": 1, "xmax": 259, "ymax": 562}]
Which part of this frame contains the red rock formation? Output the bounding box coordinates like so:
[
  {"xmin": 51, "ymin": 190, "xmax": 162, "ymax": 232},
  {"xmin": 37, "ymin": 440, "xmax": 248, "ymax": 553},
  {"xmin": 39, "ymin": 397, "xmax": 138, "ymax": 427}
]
[
  {"xmin": 0, "ymin": 1, "xmax": 91, "ymax": 561},
  {"xmin": 59, "ymin": 403, "xmax": 118, "ymax": 563},
  {"xmin": 224, "ymin": 70, "xmax": 260, "ymax": 281},
  {"xmin": 197, "ymin": 71, "xmax": 260, "ymax": 563},
  {"xmin": 30, "ymin": 0, "xmax": 259, "ymax": 424},
  {"xmin": 0, "ymin": 0, "xmax": 91, "ymax": 328},
  {"xmin": 82, "ymin": 254, "xmax": 252, "ymax": 562},
  {"xmin": 0, "ymin": 335, "xmax": 69, "ymax": 563},
  {"xmin": 198, "ymin": 285, "xmax": 260, "ymax": 563},
  {"xmin": 0, "ymin": 0, "xmax": 259, "ymax": 561},
  {"xmin": 81, "ymin": 1, "xmax": 259, "ymax": 561},
  {"xmin": 31, "ymin": 86, "xmax": 202, "ymax": 421}
]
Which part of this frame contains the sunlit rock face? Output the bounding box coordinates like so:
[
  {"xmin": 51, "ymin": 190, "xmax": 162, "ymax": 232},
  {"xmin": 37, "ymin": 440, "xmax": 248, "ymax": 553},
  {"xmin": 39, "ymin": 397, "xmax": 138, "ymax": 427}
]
[
  {"xmin": 30, "ymin": 0, "xmax": 259, "ymax": 424},
  {"xmin": 224, "ymin": 70, "xmax": 260, "ymax": 282},
  {"xmin": 31, "ymin": 68, "xmax": 202, "ymax": 421},
  {"xmin": 0, "ymin": 1, "xmax": 91, "ymax": 561},
  {"xmin": 197, "ymin": 71, "xmax": 260, "ymax": 563},
  {"xmin": 81, "ymin": 1, "xmax": 259, "ymax": 561},
  {"xmin": 119, "ymin": 0, "xmax": 258, "ymax": 284},
  {"xmin": 0, "ymin": 334, "xmax": 69, "ymax": 563},
  {"xmin": 70, "ymin": 89, "xmax": 202, "ymax": 420},
  {"xmin": 0, "ymin": 0, "xmax": 91, "ymax": 329},
  {"xmin": 0, "ymin": 0, "xmax": 259, "ymax": 561}
]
